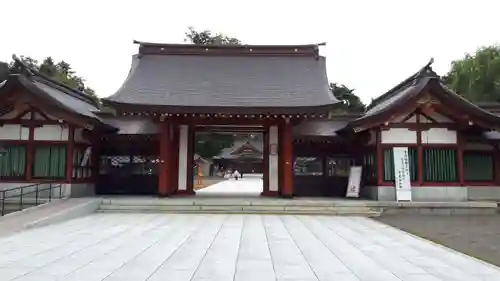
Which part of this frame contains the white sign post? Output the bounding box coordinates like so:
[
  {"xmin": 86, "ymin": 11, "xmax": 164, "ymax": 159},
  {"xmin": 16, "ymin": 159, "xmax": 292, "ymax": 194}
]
[
  {"xmin": 80, "ymin": 147, "xmax": 92, "ymax": 167},
  {"xmin": 346, "ymin": 166, "xmax": 362, "ymax": 198},
  {"xmin": 393, "ymin": 147, "xmax": 412, "ymax": 201}
]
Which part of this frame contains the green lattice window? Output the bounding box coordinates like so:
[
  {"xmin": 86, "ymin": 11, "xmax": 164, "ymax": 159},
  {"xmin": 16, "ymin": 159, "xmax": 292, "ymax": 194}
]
[
  {"xmin": 463, "ymin": 152, "xmax": 494, "ymax": 181},
  {"xmin": 363, "ymin": 151, "xmax": 377, "ymax": 183},
  {"xmin": 33, "ymin": 145, "xmax": 67, "ymax": 178},
  {"xmin": 423, "ymin": 148, "xmax": 457, "ymax": 182},
  {"xmin": 0, "ymin": 145, "xmax": 27, "ymax": 178},
  {"xmin": 383, "ymin": 148, "xmax": 417, "ymax": 181}
]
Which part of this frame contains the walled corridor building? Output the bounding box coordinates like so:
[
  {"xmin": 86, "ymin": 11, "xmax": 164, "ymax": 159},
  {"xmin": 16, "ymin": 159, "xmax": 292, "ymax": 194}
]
[{"xmin": 1, "ymin": 43, "xmax": 500, "ymax": 201}]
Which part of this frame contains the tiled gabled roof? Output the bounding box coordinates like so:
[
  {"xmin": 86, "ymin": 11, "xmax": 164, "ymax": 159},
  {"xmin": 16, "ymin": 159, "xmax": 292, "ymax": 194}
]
[
  {"xmin": 346, "ymin": 59, "xmax": 500, "ymax": 131},
  {"xmin": 103, "ymin": 42, "xmax": 338, "ymax": 114},
  {"xmin": 0, "ymin": 57, "xmax": 115, "ymax": 131}
]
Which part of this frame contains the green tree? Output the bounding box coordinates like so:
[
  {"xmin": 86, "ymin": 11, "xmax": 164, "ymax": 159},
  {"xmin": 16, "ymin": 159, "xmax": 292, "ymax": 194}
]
[
  {"xmin": 195, "ymin": 133, "xmax": 235, "ymax": 159},
  {"xmin": 7, "ymin": 55, "xmax": 99, "ymax": 103},
  {"xmin": 184, "ymin": 27, "xmax": 241, "ymax": 45},
  {"xmin": 443, "ymin": 45, "xmax": 500, "ymax": 102},
  {"xmin": 330, "ymin": 83, "xmax": 365, "ymax": 113}
]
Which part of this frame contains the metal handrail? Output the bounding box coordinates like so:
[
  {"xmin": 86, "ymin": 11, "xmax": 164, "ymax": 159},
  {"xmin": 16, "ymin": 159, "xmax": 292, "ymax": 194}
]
[{"xmin": 0, "ymin": 182, "xmax": 64, "ymax": 216}]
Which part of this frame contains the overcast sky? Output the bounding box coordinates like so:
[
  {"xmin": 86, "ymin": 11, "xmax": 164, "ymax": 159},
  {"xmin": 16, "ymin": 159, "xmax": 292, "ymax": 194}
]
[{"xmin": 1, "ymin": 0, "xmax": 499, "ymax": 103}]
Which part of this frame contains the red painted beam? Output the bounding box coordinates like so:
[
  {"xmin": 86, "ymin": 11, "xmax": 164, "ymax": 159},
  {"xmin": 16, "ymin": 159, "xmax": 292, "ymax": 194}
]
[
  {"xmin": 282, "ymin": 122, "xmax": 294, "ymax": 197},
  {"xmin": 158, "ymin": 120, "xmax": 171, "ymax": 196}
]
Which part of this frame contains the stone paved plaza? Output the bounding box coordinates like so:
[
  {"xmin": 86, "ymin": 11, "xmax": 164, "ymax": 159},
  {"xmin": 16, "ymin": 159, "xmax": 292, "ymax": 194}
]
[{"xmin": 1, "ymin": 214, "xmax": 500, "ymax": 281}]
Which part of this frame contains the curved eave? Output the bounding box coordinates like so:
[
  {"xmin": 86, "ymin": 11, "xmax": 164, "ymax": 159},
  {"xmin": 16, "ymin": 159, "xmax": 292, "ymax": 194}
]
[
  {"xmin": 346, "ymin": 77, "xmax": 432, "ymax": 132},
  {"xmin": 3, "ymin": 76, "xmax": 116, "ymax": 132},
  {"xmin": 101, "ymin": 99, "xmax": 335, "ymax": 116},
  {"xmin": 346, "ymin": 78, "xmax": 500, "ymax": 133}
]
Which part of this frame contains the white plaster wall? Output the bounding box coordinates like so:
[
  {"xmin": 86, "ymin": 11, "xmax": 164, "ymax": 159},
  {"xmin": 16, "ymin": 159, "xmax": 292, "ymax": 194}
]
[
  {"xmin": 421, "ymin": 128, "xmax": 457, "ymax": 144},
  {"xmin": 0, "ymin": 125, "xmax": 29, "ymax": 140},
  {"xmin": 177, "ymin": 125, "xmax": 189, "ymax": 191},
  {"xmin": 381, "ymin": 128, "xmax": 417, "ymax": 144},
  {"xmin": 33, "ymin": 125, "xmax": 69, "ymax": 141},
  {"xmin": 74, "ymin": 128, "xmax": 90, "ymax": 143},
  {"xmin": 372, "ymin": 185, "xmax": 467, "ymax": 201},
  {"xmin": 368, "ymin": 185, "xmax": 500, "ymax": 201},
  {"xmin": 268, "ymin": 125, "xmax": 279, "ymax": 192}
]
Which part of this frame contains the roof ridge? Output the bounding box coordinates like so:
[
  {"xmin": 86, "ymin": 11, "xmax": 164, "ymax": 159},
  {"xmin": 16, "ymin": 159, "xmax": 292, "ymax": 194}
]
[
  {"xmin": 133, "ymin": 40, "xmax": 326, "ymax": 49},
  {"xmin": 11, "ymin": 55, "xmax": 99, "ymax": 107},
  {"xmin": 134, "ymin": 41, "xmax": 324, "ymax": 58},
  {"xmin": 366, "ymin": 58, "xmax": 436, "ymax": 111}
]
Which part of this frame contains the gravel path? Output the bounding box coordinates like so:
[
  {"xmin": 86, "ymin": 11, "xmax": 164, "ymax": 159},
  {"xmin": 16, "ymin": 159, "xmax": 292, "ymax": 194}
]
[{"xmin": 376, "ymin": 214, "xmax": 500, "ymax": 267}]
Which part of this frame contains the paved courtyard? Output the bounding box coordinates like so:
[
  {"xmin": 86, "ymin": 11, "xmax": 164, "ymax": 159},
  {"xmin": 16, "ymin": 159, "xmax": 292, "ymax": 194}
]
[
  {"xmin": 196, "ymin": 176, "xmax": 263, "ymax": 196},
  {"xmin": 1, "ymin": 214, "xmax": 500, "ymax": 281}
]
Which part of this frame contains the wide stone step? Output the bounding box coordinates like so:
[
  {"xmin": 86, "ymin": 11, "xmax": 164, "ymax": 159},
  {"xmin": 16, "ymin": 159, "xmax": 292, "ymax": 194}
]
[{"xmin": 97, "ymin": 204, "xmax": 381, "ymax": 216}]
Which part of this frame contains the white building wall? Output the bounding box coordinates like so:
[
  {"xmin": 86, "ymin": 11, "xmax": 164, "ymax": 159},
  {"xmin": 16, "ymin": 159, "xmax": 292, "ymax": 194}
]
[
  {"xmin": 421, "ymin": 128, "xmax": 457, "ymax": 144},
  {"xmin": 268, "ymin": 125, "xmax": 279, "ymax": 192},
  {"xmin": 177, "ymin": 125, "xmax": 189, "ymax": 192},
  {"xmin": 0, "ymin": 125, "xmax": 29, "ymax": 140},
  {"xmin": 381, "ymin": 128, "xmax": 417, "ymax": 144},
  {"xmin": 33, "ymin": 125, "xmax": 69, "ymax": 141}
]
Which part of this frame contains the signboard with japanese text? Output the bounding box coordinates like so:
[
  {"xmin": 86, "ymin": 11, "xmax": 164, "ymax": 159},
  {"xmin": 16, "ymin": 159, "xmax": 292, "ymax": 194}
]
[
  {"xmin": 346, "ymin": 166, "xmax": 362, "ymax": 198},
  {"xmin": 81, "ymin": 147, "xmax": 92, "ymax": 167},
  {"xmin": 393, "ymin": 147, "xmax": 412, "ymax": 201}
]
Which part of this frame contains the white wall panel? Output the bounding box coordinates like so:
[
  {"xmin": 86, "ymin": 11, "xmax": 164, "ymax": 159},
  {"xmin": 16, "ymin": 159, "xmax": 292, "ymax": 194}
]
[
  {"xmin": 421, "ymin": 128, "xmax": 457, "ymax": 144},
  {"xmin": 381, "ymin": 128, "xmax": 417, "ymax": 144},
  {"xmin": 178, "ymin": 125, "xmax": 189, "ymax": 191},
  {"xmin": 0, "ymin": 125, "xmax": 28, "ymax": 140},
  {"xmin": 269, "ymin": 125, "xmax": 279, "ymax": 192},
  {"xmin": 34, "ymin": 125, "xmax": 68, "ymax": 141}
]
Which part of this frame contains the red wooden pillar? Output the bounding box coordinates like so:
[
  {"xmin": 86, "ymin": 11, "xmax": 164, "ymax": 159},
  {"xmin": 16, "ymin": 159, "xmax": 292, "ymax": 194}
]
[
  {"xmin": 416, "ymin": 114, "xmax": 423, "ymax": 185},
  {"xmin": 65, "ymin": 126, "xmax": 75, "ymax": 182},
  {"xmin": 457, "ymin": 132, "xmax": 465, "ymax": 186},
  {"xmin": 376, "ymin": 129, "xmax": 383, "ymax": 186},
  {"xmin": 90, "ymin": 134, "xmax": 100, "ymax": 184},
  {"xmin": 186, "ymin": 125, "xmax": 195, "ymax": 195},
  {"xmin": 171, "ymin": 123, "xmax": 180, "ymax": 194},
  {"xmin": 282, "ymin": 121, "xmax": 293, "ymax": 197},
  {"xmin": 158, "ymin": 120, "xmax": 171, "ymax": 196},
  {"xmin": 25, "ymin": 110, "xmax": 35, "ymax": 181}
]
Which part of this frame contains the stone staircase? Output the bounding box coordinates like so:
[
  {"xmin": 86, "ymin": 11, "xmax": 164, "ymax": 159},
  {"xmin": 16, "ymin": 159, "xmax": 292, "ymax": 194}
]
[{"xmin": 97, "ymin": 197, "xmax": 383, "ymax": 216}]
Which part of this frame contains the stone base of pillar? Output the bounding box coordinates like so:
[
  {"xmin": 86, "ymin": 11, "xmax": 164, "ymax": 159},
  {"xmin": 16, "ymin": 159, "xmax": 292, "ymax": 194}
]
[
  {"xmin": 176, "ymin": 190, "xmax": 196, "ymax": 196},
  {"xmin": 261, "ymin": 190, "xmax": 280, "ymax": 197}
]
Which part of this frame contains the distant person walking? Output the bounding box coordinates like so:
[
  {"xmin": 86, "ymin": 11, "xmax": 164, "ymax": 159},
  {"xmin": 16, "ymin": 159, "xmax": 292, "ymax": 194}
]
[{"xmin": 232, "ymin": 169, "xmax": 241, "ymax": 180}]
